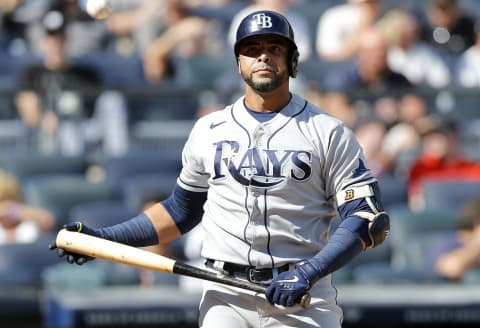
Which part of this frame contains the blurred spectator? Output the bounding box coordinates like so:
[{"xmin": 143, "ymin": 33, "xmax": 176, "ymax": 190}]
[
  {"xmin": 142, "ymin": 0, "xmax": 225, "ymax": 83},
  {"xmin": 427, "ymin": 197, "xmax": 480, "ymax": 282},
  {"xmin": 104, "ymin": 0, "xmax": 164, "ymax": 54},
  {"xmin": 106, "ymin": 0, "xmax": 237, "ymax": 55},
  {"xmin": 85, "ymin": 90, "xmax": 130, "ymax": 157},
  {"xmin": 354, "ymin": 118, "xmax": 389, "ymax": 176},
  {"xmin": 0, "ymin": 169, "xmax": 55, "ymax": 244},
  {"xmin": 14, "ymin": 10, "xmax": 129, "ymax": 157},
  {"xmin": 182, "ymin": 0, "xmax": 234, "ymax": 6},
  {"xmin": 195, "ymin": 90, "xmax": 224, "ymax": 118},
  {"xmin": 322, "ymin": 27, "xmax": 412, "ymax": 97},
  {"xmin": 311, "ymin": 89, "xmax": 358, "ymax": 128},
  {"xmin": 1, "ymin": 0, "xmax": 29, "ymax": 54},
  {"xmin": 416, "ymin": 0, "xmax": 476, "ymax": 60},
  {"xmin": 315, "ymin": 0, "xmax": 382, "ymax": 62},
  {"xmin": 407, "ymin": 115, "xmax": 480, "ymax": 211},
  {"xmin": 182, "ymin": 0, "xmax": 242, "ymax": 18},
  {"xmin": 455, "ymin": 19, "xmax": 480, "ymax": 87},
  {"xmin": 373, "ymin": 96, "xmax": 398, "ymax": 128},
  {"xmin": 37, "ymin": 0, "xmax": 111, "ymax": 56},
  {"xmin": 0, "ymin": 0, "xmax": 52, "ymax": 55},
  {"xmin": 320, "ymin": 25, "xmax": 410, "ymax": 129},
  {"xmin": 377, "ymin": 9, "xmax": 451, "ymax": 88},
  {"xmin": 382, "ymin": 93, "xmax": 425, "ymax": 175},
  {"xmin": 15, "ymin": 10, "xmax": 102, "ymax": 155},
  {"xmin": 228, "ymin": 0, "xmax": 312, "ymax": 63},
  {"xmin": 397, "ymin": 93, "xmax": 429, "ymax": 128}
]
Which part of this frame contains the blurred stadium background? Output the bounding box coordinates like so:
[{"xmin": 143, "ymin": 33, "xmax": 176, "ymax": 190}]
[{"xmin": 1, "ymin": 0, "xmax": 480, "ymax": 327}]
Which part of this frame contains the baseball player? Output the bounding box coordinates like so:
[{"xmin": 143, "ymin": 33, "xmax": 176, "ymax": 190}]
[{"xmin": 51, "ymin": 10, "xmax": 390, "ymax": 328}]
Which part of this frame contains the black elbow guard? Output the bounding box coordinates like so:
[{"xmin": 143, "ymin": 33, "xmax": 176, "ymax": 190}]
[
  {"xmin": 368, "ymin": 212, "xmax": 390, "ymax": 248},
  {"xmin": 354, "ymin": 211, "xmax": 390, "ymax": 248}
]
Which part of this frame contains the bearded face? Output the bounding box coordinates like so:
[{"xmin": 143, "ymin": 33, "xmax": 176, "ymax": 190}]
[{"xmin": 237, "ymin": 35, "xmax": 290, "ymax": 93}]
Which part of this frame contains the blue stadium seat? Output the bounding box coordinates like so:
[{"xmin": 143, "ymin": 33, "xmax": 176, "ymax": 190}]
[
  {"xmin": 342, "ymin": 205, "xmax": 461, "ymax": 284},
  {"xmin": 0, "ymin": 154, "xmax": 88, "ymax": 182},
  {"xmin": 0, "ymin": 234, "xmax": 62, "ymax": 287},
  {"xmin": 351, "ymin": 262, "xmax": 421, "ymax": 284},
  {"xmin": 42, "ymin": 260, "xmax": 141, "ymax": 290},
  {"xmin": 68, "ymin": 200, "xmax": 138, "ymax": 227},
  {"xmin": 0, "ymin": 120, "xmax": 28, "ymax": 154},
  {"xmin": 130, "ymin": 95, "xmax": 199, "ymax": 121},
  {"xmin": 422, "ymin": 181, "xmax": 480, "ymax": 216},
  {"xmin": 0, "ymin": 52, "xmax": 41, "ymax": 88},
  {"xmin": 98, "ymin": 151, "xmax": 181, "ymax": 191},
  {"xmin": 121, "ymin": 173, "xmax": 178, "ymax": 212},
  {"xmin": 463, "ymin": 268, "xmax": 480, "ymax": 284},
  {"xmin": 129, "ymin": 120, "xmax": 192, "ymax": 154},
  {"xmin": 173, "ymin": 55, "xmax": 235, "ymax": 89},
  {"xmin": 22, "ymin": 174, "xmax": 116, "ymax": 229},
  {"xmin": 400, "ymin": 230, "xmax": 455, "ymax": 279},
  {"xmin": 461, "ymin": 119, "xmax": 480, "ymax": 160},
  {"xmin": 377, "ymin": 174, "xmax": 408, "ymax": 209},
  {"xmin": 71, "ymin": 51, "xmax": 146, "ymax": 87},
  {"xmin": 388, "ymin": 205, "xmax": 457, "ymax": 273},
  {"xmin": 297, "ymin": 58, "xmax": 337, "ymax": 85}
]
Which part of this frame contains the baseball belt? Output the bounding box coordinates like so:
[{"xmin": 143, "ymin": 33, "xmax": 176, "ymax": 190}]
[{"xmin": 205, "ymin": 259, "xmax": 290, "ymax": 284}]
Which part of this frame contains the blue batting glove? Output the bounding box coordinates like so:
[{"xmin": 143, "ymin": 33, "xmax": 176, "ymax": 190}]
[
  {"xmin": 49, "ymin": 222, "xmax": 101, "ymax": 265},
  {"xmin": 265, "ymin": 260, "xmax": 319, "ymax": 307}
]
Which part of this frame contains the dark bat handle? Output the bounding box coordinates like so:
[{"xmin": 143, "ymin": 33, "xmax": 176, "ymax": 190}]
[{"xmin": 173, "ymin": 262, "xmax": 311, "ymax": 307}]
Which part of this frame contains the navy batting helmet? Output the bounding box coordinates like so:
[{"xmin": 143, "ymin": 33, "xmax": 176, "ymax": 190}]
[{"xmin": 234, "ymin": 10, "xmax": 299, "ymax": 78}]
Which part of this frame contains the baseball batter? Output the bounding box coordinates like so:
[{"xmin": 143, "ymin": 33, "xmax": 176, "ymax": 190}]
[{"xmin": 51, "ymin": 10, "xmax": 390, "ymax": 328}]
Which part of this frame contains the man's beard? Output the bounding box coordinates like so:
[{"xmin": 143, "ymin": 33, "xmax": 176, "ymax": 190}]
[{"xmin": 242, "ymin": 69, "xmax": 288, "ymax": 93}]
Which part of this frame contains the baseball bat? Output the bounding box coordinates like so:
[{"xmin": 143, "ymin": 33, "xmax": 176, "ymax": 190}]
[{"xmin": 55, "ymin": 230, "xmax": 311, "ymax": 307}]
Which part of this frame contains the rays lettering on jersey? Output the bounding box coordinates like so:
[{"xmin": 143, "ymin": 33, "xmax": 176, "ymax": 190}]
[{"xmin": 213, "ymin": 140, "xmax": 312, "ymax": 188}]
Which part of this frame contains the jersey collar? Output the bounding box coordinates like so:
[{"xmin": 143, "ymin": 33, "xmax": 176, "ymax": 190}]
[{"xmin": 231, "ymin": 93, "xmax": 306, "ymax": 132}]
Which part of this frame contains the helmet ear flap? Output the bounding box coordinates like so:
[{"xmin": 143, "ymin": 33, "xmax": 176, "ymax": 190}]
[{"xmin": 289, "ymin": 48, "xmax": 299, "ymax": 78}]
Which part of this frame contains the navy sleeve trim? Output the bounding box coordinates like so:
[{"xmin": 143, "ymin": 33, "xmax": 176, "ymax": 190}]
[{"xmin": 161, "ymin": 183, "xmax": 207, "ymax": 234}]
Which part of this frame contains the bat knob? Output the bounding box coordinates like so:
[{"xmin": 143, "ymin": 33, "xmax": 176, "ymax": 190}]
[{"xmin": 300, "ymin": 293, "xmax": 311, "ymax": 308}]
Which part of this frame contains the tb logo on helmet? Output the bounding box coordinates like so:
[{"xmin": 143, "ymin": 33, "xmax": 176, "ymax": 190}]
[{"xmin": 252, "ymin": 13, "xmax": 273, "ymax": 29}]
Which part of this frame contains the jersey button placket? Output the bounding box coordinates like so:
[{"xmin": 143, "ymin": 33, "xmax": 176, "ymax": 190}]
[
  {"xmin": 249, "ymin": 191, "xmax": 263, "ymax": 265},
  {"xmin": 253, "ymin": 125, "xmax": 265, "ymax": 148},
  {"xmin": 249, "ymin": 124, "xmax": 269, "ymax": 265}
]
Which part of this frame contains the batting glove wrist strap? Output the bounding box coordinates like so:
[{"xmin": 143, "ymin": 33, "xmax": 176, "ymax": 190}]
[
  {"xmin": 265, "ymin": 264, "xmax": 312, "ymax": 307},
  {"xmin": 67, "ymin": 222, "xmax": 103, "ymax": 238},
  {"xmin": 295, "ymin": 260, "xmax": 320, "ymax": 289}
]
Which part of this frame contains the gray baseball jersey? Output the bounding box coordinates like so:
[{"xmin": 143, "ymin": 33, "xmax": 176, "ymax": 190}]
[{"xmin": 178, "ymin": 93, "xmax": 375, "ymax": 268}]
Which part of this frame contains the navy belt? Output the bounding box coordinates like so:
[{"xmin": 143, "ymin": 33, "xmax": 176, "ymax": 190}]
[{"xmin": 205, "ymin": 259, "xmax": 290, "ymax": 284}]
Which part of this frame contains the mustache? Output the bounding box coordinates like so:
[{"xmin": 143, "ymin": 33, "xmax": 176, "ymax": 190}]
[{"xmin": 252, "ymin": 64, "xmax": 276, "ymax": 73}]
